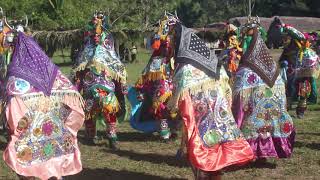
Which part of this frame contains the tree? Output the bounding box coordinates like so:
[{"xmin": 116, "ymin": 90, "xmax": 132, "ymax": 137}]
[{"xmin": 306, "ymin": 0, "xmax": 320, "ymax": 16}]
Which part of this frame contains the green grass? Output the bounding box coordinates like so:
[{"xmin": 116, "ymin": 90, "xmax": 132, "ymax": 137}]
[{"xmin": 1, "ymin": 49, "xmax": 320, "ymax": 179}]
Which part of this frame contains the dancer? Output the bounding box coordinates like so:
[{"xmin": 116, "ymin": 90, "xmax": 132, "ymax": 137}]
[
  {"xmin": 1, "ymin": 14, "xmax": 84, "ymax": 180},
  {"xmin": 129, "ymin": 13, "xmax": 176, "ymax": 140},
  {"xmin": 232, "ymin": 17, "xmax": 295, "ymax": 161},
  {"xmin": 157, "ymin": 13, "xmax": 254, "ymax": 179},
  {"xmin": 73, "ymin": 11, "xmax": 128, "ymax": 150},
  {"xmin": 279, "ymin": 24, "xmax": 320, "ymax": 118},
  {"xmin": 221, "ymin": 23, "xmax": 242, "ymax": 82}
]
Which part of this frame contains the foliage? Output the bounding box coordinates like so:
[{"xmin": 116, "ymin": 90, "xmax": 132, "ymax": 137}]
[
  {"xmin": 0, "ymin": 0, "xmax": 179, "ymax": 31},
  {"xmin": 1, "ymin": 0, "xmax": 319, "ymax": 31},
  {"xmin": 306, "ymin": 0, "xmax": 320, "ymax": 16}
]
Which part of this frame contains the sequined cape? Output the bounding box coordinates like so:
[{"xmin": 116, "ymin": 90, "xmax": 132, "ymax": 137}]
[{"xmin": 168, "ymin": 64, "xmax": 254, "ymax": 171}]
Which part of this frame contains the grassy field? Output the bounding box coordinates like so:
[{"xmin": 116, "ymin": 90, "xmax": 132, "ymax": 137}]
[{"xmin": 1, "ymin": 49, "xmax": 320, "ymax": 180}]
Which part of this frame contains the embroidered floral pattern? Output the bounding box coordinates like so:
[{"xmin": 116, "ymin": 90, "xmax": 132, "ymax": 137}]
[
  {"xmin": 14, "ymin": 100, "xmax": 75, "ymax": 166},
  {"xmin": 17, "ymin": 116, "xmax": 29, "ymax": 131},
  {"xmin": 247, "ymin": 73, "xmax": 257, "ymax": 84},
  {"xmin": 42, "ymin": 120, "xmax": 54, "ymax": 136},
  {"xmin": 235, "ymin": 68, "xmax": 293, "ymax": 139},
  {"xmin": 193, "ymin": 90, "xmax": 242, "ymax": 147}
]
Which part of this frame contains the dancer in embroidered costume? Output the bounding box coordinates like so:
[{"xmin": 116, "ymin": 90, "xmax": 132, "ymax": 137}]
[
  {"xmin": 220, "ymin": 23, "xmax": 242, "ymax": 83},
  {"xmin": 232, "ymin": 16, "xmax": 295, "ymax": 162},
  {"xmin": 155, "ymin": 13, "xmax": 254, "ymax": 179},
  {"xmin": 278, "ymin": 24, "xmax": 320, "ymax": 118},
  {"xmin": 128, "ymin": 13, "xmax": 176, "ymax": 140},
  {"xmin": 1, "ymin": 13, "xmax": 85, "ymax": 180},
  {"xmin": 73, "ymin": 11, "xmax": 128, "ymax": 150}
]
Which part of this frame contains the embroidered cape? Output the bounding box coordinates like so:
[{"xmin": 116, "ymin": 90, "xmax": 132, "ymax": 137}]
[
  {"xmin": 175, "ymin": 24, "xmax": 219, "ymax": 78},
  {"xmin": 8, "ymin": 32, "xmax": 58, "ymax": 96},
  {"xmin": 241, "ymin": 28, "xmax": 279, "ymax": 87}
]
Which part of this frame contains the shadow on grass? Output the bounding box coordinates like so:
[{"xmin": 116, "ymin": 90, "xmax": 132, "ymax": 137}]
[
  {"xmin": 299, "ymin": 132, "xmax": 320, "ymax": 136},
  {"xmin": 224, "ymin": 160, "xmax": 276, "ymax": 173},
  {"xmin": 103, "ymin": 149, "xmax": 188, "ymax": 168},
  {"xmin": 77, "ymin": 130, "xmax": 107, "ymax": 147},
  {"xmin": 294, "ymin": 141, "xmax": 320, "ymax": 150},
  {"xmin": 65, "ymin": 168, "xmax": 186, "ymax": 180},
  {"xmin": 0, "ymin": 128, "xmax": 8, "ymax": 150},
  {"xmin": 77, "ymin": 130, "xmax": 160, "ymax": 146},
  {"xmin": 0, "ymin": 140, "xmax": 7, "ymax": 150},
  {"xmin": 118, "ymin": 131, "xmax": 160, "ymax": 142}
]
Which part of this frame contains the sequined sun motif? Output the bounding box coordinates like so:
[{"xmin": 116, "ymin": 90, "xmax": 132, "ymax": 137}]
[
  {"xmin": 42, "ymin": 120, "xmax": 55, "ymax": 136},
  {"xmin": 247, "ymin": 73, "xmax": 257, "ymax": 84}
]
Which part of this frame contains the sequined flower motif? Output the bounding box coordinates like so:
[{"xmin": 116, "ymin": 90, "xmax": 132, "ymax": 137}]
[
  {"xmin": 84, "ymin": 72, "xmax": 95, "ymax": 85},
  {"xmin": 247, "ymin": 73, "xmax": 256, "ymax": 84},
  {"xmin": 63, "ymin": 135, "xmax": 74, "ymax": 152},
  {"xmin": 42, "ymin": 120, "xmax": 54, "ymax": 136},
  {"xmin": 60, "ymin": 104, "xmax": 71, "ymax": 121},
  {"xmin": 194, "ymin": 101, "xmax": 208, "ymax": 122},
  {"xmin": 258, "ymin": 125, "xmax": 273, "ymax": 139},
  {"xmin": 209, "ymin": 90, "xmax": 218, "ymax": 97},
  {"xmin": 203, "ymin": 130, "xmax": 220, "ymax": 147},
  {"xmin": 222, "ymin": 133, "xmax": 230, "ymax": 141},
  {"xmin": 17, "ymin": 147, "xmax": 33, "ymax": 162},
  {"xmin": 282, "ymin": 122, "xmax": 292, "ymax": 134},
  {"xmin": 33, "ymin": 128, "xmax": 42, "ymax": 137},
  {"xmin": 219, "ymin": 108, "xmax": 228, "ymax": 119},
  {"xmin": 43, "ymin": 143, "xmax": 54, "ymax": 157},
  {"xmin": 194, "ymin": 101, "xmax": 208, "ymax": 115},
  {"xmin": 241, "ymin": 126, "xmax": 251, "ymax": 136},
  {"xmin": 17, "ymin": 116, "xmax": 29, "ymax": 131}
]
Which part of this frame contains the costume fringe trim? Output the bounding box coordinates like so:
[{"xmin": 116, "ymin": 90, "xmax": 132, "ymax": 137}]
[
  {"xmin": 19, "ymin": 90, "xmax": 84, "ymax": 110},
  {"xmin": 142, "ymin": 71, "xmax": 166, "ymax": 82},
  {"xmin": 167, "ymin": 79, "xmax": 218, "ymax": 112},
  {"xmin": 73, "ymin": 60, "xmax": 127, "ymax": 84},
  {"xmin": 233, "ymin": 83, "xmax": 286, "ymax": 102}
]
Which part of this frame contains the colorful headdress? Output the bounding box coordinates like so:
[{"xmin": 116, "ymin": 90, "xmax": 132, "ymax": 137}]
[{"xmin": 241, "ymin": 16, "xmax": 261, "ymax": 32}]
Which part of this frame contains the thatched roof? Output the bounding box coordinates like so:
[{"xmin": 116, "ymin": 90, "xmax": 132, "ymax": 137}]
[
  {"xmin": 229, "ymin": 16, "xmax": 320, "ymax": 32},
  {"xmin": 30, "ymin": 28, "xmax": 154, "ymax": 60},
  {"xmin": 32, "ymin": 29, "xmax": 83, "ymax": 50},
  {"xmin": 192, "ymin": 22, "xmax": 227, "ymax": 33}
]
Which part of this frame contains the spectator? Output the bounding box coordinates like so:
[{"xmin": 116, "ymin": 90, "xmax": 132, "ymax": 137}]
[{"xmin": 130, "ymin": 43, "xmax": 138, "ymax": 63}]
